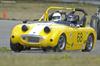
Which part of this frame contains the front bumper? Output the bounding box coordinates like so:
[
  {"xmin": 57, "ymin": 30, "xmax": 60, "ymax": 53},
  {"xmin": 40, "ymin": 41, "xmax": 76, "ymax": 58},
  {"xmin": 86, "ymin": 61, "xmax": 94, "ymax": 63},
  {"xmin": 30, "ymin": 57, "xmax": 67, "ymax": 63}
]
[
  {"xmin": 21, "ymin": 34, "xmax": 43, "ymax": 43},
  {"xmin": 11, "ymin": 34, "xmax": 57, "ymax": 48}
]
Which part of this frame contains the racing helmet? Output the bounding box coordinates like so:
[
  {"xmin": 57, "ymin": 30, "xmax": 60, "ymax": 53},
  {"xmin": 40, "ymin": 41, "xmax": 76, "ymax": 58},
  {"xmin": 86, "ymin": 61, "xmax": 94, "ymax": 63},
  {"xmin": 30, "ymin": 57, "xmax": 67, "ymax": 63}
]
[
  {"xmin": 51, "ymin": 12, "xmax": 62, "ymax": 21},
  {"xmin": 67, "ymin": 14, "xmax": 79, "ymax": 24}
]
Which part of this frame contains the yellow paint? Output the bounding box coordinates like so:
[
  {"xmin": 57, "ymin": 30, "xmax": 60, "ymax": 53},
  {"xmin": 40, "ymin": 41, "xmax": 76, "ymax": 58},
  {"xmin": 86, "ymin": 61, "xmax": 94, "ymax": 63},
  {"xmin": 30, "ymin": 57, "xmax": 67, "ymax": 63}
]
[{"xmin": 10, "ymin": 7, "xmax": 96, "ymax": 50}]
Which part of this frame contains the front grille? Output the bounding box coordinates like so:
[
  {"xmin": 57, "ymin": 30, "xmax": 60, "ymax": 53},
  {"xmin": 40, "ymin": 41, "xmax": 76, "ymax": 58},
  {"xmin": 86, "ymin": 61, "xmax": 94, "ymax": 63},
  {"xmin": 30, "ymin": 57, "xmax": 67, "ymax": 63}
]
[
  {"xmin": 21, "ymin": 35, "xmax": 42, "ymax": 43},
  {"xmin": 27, "ymin": 36, "xmax": 39, "ymax": 43}
]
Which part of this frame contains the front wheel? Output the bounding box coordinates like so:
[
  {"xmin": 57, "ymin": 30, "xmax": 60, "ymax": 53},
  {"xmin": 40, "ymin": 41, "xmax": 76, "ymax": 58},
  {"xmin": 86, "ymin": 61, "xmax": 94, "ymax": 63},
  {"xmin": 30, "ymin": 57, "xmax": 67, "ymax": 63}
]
[
  {"xmin": 82, "ymin": 35, "xmax": 94, "ymax": 52},
  {"xmin": 53, "ymin": 34, "xmax": 66, "ymax": 52},
  {"xmin": 10, "ymin": 41, "xmax": 24, "ymax": 52}
]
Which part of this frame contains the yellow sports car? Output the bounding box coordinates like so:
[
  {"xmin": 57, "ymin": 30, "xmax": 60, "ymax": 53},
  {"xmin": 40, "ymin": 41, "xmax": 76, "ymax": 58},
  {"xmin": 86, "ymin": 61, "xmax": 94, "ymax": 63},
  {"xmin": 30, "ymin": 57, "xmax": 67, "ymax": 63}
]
[{"xmin": 10, "ymin": 7, "xmax": 96, "ymax": 52}]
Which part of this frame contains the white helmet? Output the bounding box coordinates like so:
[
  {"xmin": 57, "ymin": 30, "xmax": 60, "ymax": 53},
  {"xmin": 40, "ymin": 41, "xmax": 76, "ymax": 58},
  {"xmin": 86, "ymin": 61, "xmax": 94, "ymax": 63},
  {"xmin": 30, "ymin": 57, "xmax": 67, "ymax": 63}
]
[{"xmin": 52, "ymin": 12, "xmax": 62, "ymax": 21}]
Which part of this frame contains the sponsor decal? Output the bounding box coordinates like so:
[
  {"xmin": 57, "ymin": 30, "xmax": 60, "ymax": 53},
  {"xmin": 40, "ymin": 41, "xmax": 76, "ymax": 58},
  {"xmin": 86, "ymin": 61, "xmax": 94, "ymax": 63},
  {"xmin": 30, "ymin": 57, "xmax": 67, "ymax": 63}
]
[{"xmin": 77, "ymin": 32, "xmax": 83, "ymax": 43}]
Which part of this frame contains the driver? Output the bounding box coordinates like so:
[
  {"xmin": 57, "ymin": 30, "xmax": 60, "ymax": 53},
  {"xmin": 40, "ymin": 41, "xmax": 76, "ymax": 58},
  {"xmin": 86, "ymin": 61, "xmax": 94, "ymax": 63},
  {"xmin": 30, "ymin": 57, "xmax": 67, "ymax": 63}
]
[
  {"xmin": 67, "ymin": 14, "xmax": 79, "ymax": 25},
  {"xmin": 51, "ymin": 12, "xmax": 62, "ymax": 22}
]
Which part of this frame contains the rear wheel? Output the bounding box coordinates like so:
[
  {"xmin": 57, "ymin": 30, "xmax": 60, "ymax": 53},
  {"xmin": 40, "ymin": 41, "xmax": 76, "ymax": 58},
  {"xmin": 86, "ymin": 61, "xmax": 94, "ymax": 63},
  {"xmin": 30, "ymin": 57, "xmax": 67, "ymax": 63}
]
[
  {"xmin": 53, "ymin": 34, "xmax": 66, "ymax": 52},
  {"xmin": 82, "ymin": 35, "xmax": 94, "ymax": 52},
  {"xmin": 10, "ymin": 41, "xmax": 24, "ymax": 52}
]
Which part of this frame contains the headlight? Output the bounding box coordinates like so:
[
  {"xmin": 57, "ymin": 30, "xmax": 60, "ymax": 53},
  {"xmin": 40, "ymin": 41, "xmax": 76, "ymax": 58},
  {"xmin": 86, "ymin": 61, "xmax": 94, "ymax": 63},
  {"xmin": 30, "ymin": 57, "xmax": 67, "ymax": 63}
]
[
  {"xmin": 44, "ymin": 26, "xmax": 51, "ymax": 33},
  {"xmin": 22, "ymin": 25, "xmax": 28, "ymax": 32}
]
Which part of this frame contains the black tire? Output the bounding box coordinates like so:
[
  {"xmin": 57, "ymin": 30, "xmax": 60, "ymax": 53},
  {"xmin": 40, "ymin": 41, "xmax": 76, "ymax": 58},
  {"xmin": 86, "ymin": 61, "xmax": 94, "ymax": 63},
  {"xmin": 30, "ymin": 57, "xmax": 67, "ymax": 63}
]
[
  {"xmin": 82, "ymin": 34, "xmax": 94, "ymax": 52},
  {"xmin": 10, "ymin": 41, "xmax": 24, "ymax": 52},
  {"xmin": 53, "ymin": 34, "xmax": 66, "ymax": 52}
]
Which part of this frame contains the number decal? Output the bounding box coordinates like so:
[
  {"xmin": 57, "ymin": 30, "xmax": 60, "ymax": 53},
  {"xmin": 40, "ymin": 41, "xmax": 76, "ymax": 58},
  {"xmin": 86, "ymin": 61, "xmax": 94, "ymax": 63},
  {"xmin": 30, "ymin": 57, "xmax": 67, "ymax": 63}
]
[{"xmin": 77, "ymin": 32, "xmax": 83, "ymax": 43}]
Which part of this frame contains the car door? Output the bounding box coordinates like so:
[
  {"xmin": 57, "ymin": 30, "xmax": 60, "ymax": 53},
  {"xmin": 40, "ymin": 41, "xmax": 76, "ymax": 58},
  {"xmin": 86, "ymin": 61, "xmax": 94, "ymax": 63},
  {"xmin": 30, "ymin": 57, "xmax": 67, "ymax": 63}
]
[{"xmin": 73, "ymin": 27, "xmax": 84, "ymax": 49}]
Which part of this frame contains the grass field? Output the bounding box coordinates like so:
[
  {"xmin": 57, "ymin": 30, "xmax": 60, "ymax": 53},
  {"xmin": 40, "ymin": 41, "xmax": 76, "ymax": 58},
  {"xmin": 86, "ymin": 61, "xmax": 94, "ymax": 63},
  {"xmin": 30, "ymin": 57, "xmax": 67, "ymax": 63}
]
[{"xmin": 0, "ymin": 52, "xmax": 100, "ymax": 66}]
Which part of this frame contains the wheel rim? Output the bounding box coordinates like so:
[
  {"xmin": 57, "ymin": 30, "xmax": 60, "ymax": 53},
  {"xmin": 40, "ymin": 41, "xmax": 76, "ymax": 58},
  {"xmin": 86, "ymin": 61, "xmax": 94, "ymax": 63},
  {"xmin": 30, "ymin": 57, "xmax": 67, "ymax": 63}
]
[
  {"xmin": 58, "ymin": 35, "xmax": 66, "ymax": 50},
  {"xmin": 87, "ymin": 36, "xmax": 93, "ymax": 50}
]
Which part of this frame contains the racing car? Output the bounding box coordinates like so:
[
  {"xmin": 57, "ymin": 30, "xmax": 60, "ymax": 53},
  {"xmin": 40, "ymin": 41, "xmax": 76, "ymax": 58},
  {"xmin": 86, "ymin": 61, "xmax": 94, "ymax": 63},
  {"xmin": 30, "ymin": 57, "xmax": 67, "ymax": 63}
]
[{"xmin": 10, "ymin": 7, "xmax": 96, "ymax": 52}]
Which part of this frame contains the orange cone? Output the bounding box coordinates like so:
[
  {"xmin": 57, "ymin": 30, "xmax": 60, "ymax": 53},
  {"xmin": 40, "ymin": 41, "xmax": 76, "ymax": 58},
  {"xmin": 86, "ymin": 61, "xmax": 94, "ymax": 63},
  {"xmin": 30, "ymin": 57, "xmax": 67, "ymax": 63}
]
[{"xmin": 2, "ymin": 9, "xmax": 8, "ymax": 19}]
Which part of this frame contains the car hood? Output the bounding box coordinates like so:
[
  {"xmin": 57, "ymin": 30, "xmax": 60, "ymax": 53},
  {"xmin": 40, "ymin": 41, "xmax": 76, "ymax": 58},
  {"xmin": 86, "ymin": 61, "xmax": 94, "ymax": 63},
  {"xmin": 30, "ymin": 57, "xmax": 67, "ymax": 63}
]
[
  {"xmin": 28, "ymin": 22, "xmax": 54, "ymax": 35},
  {"xmin": 12, "ymin": 22, "xmax": 70, "ymax": 36}
]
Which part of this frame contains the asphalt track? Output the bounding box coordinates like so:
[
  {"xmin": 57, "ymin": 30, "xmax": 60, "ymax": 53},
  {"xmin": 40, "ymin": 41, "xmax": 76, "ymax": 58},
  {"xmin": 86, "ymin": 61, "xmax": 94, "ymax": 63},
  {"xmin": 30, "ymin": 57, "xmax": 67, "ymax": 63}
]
[
  {"xmin": 0, "ymin": 20, "xmax": 20, "ymax": 47},
  {"xmin": 0, "ymin": 20, "xmax": 100, "ymax": 55}
]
